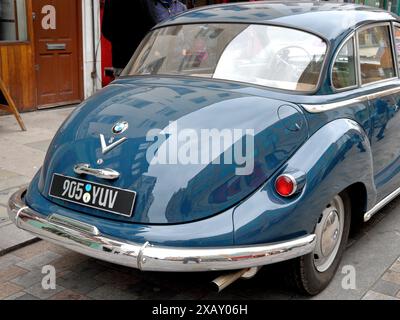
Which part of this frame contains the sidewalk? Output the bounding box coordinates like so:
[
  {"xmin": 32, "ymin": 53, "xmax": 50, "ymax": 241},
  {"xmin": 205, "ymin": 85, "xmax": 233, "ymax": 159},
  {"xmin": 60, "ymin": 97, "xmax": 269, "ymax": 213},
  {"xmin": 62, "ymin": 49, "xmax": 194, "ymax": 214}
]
[{"xmin": 0, "ymin": 106, "xmax": 76, "ymax": 255}]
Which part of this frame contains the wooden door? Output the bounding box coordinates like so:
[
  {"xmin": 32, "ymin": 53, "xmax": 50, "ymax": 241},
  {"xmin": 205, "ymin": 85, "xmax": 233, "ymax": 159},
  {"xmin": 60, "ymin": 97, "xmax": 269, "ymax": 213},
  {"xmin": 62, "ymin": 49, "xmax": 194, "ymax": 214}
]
[{"xmin": 32, "ymin": 0, "xmax": 82, "ymax": 107}]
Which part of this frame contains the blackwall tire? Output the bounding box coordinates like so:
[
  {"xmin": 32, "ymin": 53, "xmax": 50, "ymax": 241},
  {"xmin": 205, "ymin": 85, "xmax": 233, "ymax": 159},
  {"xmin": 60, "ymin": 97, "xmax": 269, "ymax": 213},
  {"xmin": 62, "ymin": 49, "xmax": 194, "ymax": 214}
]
[{"xmin": 287, "ymin": 192, "xmax": 351, "ymax": 295}]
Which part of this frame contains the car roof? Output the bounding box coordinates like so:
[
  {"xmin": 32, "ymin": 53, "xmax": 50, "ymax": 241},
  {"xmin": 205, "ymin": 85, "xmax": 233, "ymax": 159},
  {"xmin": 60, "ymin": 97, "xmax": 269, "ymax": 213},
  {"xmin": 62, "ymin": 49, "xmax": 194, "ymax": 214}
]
[{"xmin": 158, "ymin": 1, "xmax": 398, "ymax": 40}]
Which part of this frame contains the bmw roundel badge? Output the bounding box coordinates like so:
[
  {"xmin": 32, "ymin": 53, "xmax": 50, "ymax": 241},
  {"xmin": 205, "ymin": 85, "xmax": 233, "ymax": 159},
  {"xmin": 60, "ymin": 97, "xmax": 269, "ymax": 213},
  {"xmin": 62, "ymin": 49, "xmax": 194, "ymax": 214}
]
[{"xmin": 112, "ymin": 121, "xmax": 129, "ymax": 135}]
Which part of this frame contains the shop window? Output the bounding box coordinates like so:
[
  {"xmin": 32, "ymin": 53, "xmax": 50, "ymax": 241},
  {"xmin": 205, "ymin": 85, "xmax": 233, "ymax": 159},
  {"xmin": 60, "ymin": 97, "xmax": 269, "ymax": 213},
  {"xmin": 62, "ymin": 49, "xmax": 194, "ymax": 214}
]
[{"xmin": 0, "ymin": 0, "xmax": 28, "ymax": 42}]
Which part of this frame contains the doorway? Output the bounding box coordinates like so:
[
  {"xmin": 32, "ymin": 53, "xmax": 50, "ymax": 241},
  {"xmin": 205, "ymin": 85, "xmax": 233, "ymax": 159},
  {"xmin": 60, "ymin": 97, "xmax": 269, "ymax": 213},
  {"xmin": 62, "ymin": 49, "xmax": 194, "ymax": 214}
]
[{"xmin": 32, "ymin": 0, "xmax": 83, "ymax": 108}]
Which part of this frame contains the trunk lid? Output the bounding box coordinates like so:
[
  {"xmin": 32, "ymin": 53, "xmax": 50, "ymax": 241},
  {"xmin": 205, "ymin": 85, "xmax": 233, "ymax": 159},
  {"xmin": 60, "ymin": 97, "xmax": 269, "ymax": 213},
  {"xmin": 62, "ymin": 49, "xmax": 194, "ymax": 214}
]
[{"xmin": 39, "ymin": 77, "xmax": 308, "ymax": 224}]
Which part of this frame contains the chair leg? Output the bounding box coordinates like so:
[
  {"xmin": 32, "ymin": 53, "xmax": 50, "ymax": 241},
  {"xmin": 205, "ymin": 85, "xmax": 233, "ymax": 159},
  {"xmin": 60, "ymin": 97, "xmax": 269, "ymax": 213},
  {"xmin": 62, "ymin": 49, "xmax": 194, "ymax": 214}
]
[
  {"xmin": 12, "ymin": 108, "xmax": 27, "ymax": 131},
  {"xmin": 0, "ymin": 79, "xmax": 27, "ymax": 131},
  {"xmin": 0, "ymin": 104, "xmax": 27, "ymax": 131}
]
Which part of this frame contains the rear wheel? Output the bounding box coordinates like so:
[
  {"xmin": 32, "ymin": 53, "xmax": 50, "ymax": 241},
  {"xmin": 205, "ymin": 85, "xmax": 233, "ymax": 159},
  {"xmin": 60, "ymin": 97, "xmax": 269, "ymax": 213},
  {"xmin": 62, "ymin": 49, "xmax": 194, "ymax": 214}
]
[{"xmin": 287, "ymin": 192, "xmax": 351, "ymax": 295}]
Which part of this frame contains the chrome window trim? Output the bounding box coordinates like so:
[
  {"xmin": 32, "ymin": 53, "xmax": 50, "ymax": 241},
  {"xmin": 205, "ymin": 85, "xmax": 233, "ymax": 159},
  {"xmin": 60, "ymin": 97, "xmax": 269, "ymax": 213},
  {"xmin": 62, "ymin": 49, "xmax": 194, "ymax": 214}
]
[
  {"xmin": 392, "ymin": 22, "xmax": 400, "ymax": 75},
  {"xmin": 331, "ymin": 34, "xmax": 359, "ymax": 93},
  {"xmin": 360, "ymin": 76, "xmax": 399, "ymax": 88},
  {"xmin": 356, "ymin": 27, "xmax": 363, "ymax": 89},
  {"xmin": 390, "ymin": 22, "xmax": 399, "ymax": 78}
]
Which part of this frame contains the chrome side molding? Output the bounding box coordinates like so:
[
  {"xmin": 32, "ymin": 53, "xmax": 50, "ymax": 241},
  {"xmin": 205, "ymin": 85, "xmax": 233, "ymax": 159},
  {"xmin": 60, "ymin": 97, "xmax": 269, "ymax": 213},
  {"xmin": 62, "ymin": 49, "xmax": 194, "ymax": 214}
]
[
  {"xmin": 364, "ymin": 186, "xmax": 400, "ymax": 222},
  {"xmin": 74, "ymin": 163, "xmax": 120, "ymax": 180},
  {"xmin": 302, "ymin": 96, "xmax": 368, "ymax": 113},
  {"xmin": 303, "ymin": 86, "xmax": 400, "ymax": 113}
]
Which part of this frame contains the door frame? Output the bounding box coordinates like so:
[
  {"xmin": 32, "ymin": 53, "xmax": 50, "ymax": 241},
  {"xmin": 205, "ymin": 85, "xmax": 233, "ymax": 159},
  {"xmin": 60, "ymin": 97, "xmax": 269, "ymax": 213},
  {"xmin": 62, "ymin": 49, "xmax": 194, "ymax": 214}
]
[{"xmin": 33, "ymin": 0, "xmax": 84, "ymax": 109}]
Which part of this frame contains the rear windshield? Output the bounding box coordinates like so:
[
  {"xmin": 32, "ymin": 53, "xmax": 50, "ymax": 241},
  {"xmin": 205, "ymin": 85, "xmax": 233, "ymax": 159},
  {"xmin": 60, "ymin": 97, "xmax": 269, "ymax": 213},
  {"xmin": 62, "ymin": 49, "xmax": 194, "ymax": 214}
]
[{"xmin": 124, "ymin": 23, "xmax": 327, "ymax": 92}]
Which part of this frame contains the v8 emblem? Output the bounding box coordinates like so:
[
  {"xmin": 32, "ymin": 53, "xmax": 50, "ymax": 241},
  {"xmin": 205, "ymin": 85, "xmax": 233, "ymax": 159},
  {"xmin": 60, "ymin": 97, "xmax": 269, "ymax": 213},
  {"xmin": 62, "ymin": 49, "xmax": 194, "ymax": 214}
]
[{"xmin": 100, "ymin": 134, "xmax": 127, "ymax": 155}]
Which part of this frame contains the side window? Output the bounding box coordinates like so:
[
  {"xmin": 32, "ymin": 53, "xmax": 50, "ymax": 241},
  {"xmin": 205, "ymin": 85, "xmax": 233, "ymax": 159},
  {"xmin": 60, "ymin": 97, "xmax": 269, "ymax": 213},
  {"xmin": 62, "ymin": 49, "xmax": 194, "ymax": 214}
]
[
  {"xmin": 394, "ymin": 25, "xmax": 400, "ymax": 73},
  {"xmin": 332, "ymin": 37, "xmax": 357, "ymax": 90},
  {"xmin": 358, "ymin": 25, "xmax": 395, "ymax": 85}
]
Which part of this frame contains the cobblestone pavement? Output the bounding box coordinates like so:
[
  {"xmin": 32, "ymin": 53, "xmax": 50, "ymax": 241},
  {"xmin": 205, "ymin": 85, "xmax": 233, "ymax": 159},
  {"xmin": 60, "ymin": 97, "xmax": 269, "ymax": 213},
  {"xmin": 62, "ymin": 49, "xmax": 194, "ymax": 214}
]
[
  {"xmin": 0, "ymin": 238, "xmax": 399, "ymax": 300},
  {"xmin": 0, "ymin": 240, "xmax": 290, "ymax": 300},
  {"xmin": 1, "ymin": 107, "xmax": 400, "ymax": 300}
]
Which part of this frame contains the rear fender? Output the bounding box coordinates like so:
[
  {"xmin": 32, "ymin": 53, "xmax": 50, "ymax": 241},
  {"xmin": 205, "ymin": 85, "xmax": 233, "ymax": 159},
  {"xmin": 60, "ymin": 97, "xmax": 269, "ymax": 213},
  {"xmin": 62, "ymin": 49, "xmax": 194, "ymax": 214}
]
[{"xmin": 233, "ymin": 119, "xmax": 375, "ymax": 245}]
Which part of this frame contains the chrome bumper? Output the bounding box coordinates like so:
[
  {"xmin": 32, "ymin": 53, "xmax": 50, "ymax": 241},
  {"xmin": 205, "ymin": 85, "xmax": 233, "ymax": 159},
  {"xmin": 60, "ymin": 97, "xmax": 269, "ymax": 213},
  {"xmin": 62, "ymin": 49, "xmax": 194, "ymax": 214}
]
[{"xmin": 8, "ymin": 187, "xmax": 316, "ymax": 272}]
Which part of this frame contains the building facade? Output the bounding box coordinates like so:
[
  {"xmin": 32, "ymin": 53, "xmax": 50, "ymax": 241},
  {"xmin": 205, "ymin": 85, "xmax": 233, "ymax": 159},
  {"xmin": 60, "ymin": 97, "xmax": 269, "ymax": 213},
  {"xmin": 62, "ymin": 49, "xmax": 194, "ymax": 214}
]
[{"xmin": 0, "ymin": 0, "xmax": 101, "ymax": 112}]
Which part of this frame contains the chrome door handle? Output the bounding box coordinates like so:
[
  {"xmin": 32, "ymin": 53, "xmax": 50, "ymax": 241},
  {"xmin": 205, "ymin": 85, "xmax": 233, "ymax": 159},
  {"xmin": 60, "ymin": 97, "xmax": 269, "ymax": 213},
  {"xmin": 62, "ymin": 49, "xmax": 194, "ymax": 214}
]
[{"xmin": 74, "ymin": 164, "xmax": 120, "ymax": 180}]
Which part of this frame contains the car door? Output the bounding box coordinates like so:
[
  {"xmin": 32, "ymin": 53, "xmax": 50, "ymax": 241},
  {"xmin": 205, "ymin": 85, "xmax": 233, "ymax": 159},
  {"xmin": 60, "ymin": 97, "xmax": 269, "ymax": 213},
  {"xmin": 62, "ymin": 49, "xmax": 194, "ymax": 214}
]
[{"xmin": 358, "ymin": 22, "xmax": 400, "ymax": 200}]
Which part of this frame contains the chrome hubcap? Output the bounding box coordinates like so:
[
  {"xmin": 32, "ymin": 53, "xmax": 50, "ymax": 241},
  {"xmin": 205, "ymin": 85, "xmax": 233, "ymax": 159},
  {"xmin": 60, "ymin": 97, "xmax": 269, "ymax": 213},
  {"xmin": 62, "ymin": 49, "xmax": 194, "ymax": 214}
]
[
  {"xmin": 313, "ymin": 195, "xmax": 344, "ymax": 272},
  {"xmin": 321, "ymin": 210, "xmax": 340, "ymax": 257}
]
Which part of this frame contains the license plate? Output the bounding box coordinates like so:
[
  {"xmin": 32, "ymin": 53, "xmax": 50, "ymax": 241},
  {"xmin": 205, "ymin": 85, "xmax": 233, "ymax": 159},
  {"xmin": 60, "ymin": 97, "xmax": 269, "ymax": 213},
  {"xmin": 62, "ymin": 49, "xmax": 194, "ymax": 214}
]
[{"xmin": 49, "ymin": 174, "xmax": 136, "ymax": 217}]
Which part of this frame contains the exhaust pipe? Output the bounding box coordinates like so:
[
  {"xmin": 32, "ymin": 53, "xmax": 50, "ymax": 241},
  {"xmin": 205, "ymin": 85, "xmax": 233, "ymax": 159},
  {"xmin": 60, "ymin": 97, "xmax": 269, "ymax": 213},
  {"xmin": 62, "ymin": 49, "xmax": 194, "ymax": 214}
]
[{"xmin": 212, "ymin": 267, "xmax": 261, "ymax": 292}]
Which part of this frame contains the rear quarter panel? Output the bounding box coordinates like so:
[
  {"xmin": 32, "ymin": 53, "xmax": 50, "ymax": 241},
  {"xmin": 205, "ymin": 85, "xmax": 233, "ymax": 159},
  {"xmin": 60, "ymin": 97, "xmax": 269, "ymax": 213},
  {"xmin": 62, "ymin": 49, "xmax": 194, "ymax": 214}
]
[{"xmin": 233, "ymin": 118, "xmax": 375, "ymax": 245}]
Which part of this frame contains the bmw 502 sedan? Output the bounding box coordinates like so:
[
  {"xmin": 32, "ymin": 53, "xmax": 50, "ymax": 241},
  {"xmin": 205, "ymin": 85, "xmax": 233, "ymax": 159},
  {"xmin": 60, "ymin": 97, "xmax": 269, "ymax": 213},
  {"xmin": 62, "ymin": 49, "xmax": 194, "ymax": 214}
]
[{"xmin": 8, "ymin": 2, "xmax": 400, "ymax": 295}]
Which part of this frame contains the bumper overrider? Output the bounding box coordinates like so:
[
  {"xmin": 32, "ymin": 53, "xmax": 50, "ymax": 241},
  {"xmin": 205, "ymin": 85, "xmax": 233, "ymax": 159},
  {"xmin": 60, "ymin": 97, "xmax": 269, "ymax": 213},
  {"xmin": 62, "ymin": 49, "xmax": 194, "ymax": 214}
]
[{"xmin": 8, "ymin": 187, "xmax": 316, "ymax": 272}]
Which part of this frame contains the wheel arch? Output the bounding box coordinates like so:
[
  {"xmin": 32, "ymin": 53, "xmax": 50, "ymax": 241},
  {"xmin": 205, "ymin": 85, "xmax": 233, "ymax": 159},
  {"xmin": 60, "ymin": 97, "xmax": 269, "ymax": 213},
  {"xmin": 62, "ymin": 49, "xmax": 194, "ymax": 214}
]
[
  {"xmin": 340, "ymin": 182, "xmax": 368, "ymax": 231},
  {"xmin": 286, "ymin": 117, "xmax": 375, "ymax": 220}
]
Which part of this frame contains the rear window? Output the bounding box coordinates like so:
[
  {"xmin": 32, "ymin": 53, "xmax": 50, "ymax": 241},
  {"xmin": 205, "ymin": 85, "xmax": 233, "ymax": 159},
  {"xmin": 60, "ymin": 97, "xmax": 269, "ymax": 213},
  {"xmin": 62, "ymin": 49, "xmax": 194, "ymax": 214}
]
[{"xmin": 124, "ymin": 23, "xmax": 327, "ymax": 92}]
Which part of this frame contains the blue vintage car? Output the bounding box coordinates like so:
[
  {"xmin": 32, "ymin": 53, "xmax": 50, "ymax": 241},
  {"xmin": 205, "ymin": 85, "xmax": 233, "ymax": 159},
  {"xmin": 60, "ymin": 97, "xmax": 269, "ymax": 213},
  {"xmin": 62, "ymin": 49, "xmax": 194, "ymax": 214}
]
[{"xmin": 8, "ymin": 2, "xmax": 400, "ymax": 295}]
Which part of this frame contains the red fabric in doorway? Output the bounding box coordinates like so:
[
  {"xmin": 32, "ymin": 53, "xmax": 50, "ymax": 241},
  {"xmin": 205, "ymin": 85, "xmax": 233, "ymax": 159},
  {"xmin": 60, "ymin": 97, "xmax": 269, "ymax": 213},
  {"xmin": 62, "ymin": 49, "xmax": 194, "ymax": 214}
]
[{"xmin": 100, "ymin": 0, "xmax": 113, "ymax": 87}]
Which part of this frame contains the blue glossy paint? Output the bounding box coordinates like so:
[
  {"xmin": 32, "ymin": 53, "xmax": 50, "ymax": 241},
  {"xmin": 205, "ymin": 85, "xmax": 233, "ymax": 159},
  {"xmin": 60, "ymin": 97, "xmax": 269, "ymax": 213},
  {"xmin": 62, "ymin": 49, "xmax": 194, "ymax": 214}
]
[
  {"xmin": 26, "ymin": 172, "xmax": 235, "ymax": 247},
  {"xmin": 233, "ymin": 119, "xmax": 375, "ymax": 245},
  {"xmin": 23, "ymin": 3, "xmax": 400, "ymax": 247},
  {"xmin": 368, "ymin": 88, "xmax": 400, "ymax": 199},
  {"xmin": 304, "ymin": 79, "xmax": 400, "ymax": 202},
  {"xmin": 34, "ymin": 77, "xmax": 308, "ymax": 224}
]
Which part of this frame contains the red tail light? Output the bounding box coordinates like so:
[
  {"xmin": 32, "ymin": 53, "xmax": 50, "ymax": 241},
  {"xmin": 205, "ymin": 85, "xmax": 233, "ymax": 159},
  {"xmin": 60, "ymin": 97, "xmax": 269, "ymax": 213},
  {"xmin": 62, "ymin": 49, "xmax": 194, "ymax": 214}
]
[{"xmin": 275, "ymin": 174, "xmax": 297, "ymax": 197}]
